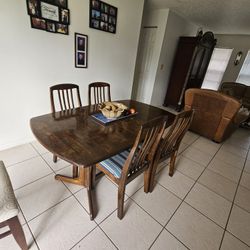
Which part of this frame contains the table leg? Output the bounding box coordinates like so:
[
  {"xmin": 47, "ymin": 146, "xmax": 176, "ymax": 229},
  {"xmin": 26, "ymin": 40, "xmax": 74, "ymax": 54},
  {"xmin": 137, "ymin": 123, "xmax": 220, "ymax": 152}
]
[
  {"xmin": 85, "ymin": 166, "xmax": 97, "ymax": 220},
  {"xmin": 54, "ymin": 165, "xmax": 97, "ymax": 220}
]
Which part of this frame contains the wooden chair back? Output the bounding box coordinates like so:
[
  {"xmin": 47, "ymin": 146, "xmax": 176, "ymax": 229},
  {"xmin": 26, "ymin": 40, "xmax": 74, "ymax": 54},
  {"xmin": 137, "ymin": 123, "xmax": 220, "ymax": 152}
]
[
  {"xmin": 88, "ymin": 82, "xmax": 111, "ymax": 105},
  {"xmin": 50, "ymin": 83, "xmax": 82, "ymax": 113},
  {"xmin": 121, "ymin": 116, "xmax": 167, "ymax": 184},
  {"xmin": 148, "ymin": 110, "xmax": 194, "ymax": 192},
  {"xmin": 159, "ymin": 110, "xmax": 194, "ymax": 160}
]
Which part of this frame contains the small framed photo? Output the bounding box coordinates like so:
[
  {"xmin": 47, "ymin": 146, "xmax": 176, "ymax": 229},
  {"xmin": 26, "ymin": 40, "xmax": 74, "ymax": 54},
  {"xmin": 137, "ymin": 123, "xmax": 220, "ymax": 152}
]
[
  {"xmin": 109, "ymin": 16, "xmax": 116, "ymax": 25},
  {"xmin": 108, "ymin": 24, "xmax": 115, "ymax": 33},
  {"xmin": 91, "ymin": 19, "xmax": 99, "ymax": 28},
  {"xmin": 60, "ymin": 8, "xmax": 70, "ymax": 24},
  {"xmin": 30, "ymin": 16, "xmax": 46, "ymax": 30},
  {"xmin": 75, "ymin": 33, "xmax": 88, "ymax": 68},
  {"xmin": 109, "ymin": 6, "xmax": 116, "ymax": 16},
  {"xmin": 46, "ymin": 21, "xmax": 56, "ymax": 32},
  {"xmin": 56, "ymin": 23, "xmax": 68, "ymax": 34},
  {"xmin": 91, "ymin": 0, "xmax": 100, "ymax": 9},
  {"xmin": 101, "ymin": 3, "xmax": 109, "ymax": 13},
  {"xmin": 55, "ymin": 0, "xmax": 67, "ymax": 8},
  {"xmin": 27, "ymin": 0, "xmax": 40, "ymax": 16},
  {"xmin": 41, "ymin": 1, "xmax": 59, "ymax": 22},
  {"xmin": 92, "ymin": 9, "xmax": 101, "ymax": 19},
  {"xmin": 89, "ymin": 0, "xmax": 117, "ymax": 34},
  {"xmin": 100, "ymin": 21, "xmax": 108, "ymax": 31},
  {"xmin": 101, "ymin": 13, "xmax": 108, "ymax": 22}
]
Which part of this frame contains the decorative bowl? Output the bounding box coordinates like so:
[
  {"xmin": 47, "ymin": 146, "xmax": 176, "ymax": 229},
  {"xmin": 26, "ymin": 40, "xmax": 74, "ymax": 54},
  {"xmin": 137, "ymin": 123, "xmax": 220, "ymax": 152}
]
[{"xmin": 99, "ymin": 102, "xmax": 128, "ymax": 119}]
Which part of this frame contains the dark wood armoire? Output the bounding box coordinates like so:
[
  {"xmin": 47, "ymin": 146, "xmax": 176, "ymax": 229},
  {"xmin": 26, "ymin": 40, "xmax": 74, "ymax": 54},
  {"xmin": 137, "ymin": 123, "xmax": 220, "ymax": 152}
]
[{"xmin": 163, "ymin": 31, "xmax": 217, "ymax": 110}]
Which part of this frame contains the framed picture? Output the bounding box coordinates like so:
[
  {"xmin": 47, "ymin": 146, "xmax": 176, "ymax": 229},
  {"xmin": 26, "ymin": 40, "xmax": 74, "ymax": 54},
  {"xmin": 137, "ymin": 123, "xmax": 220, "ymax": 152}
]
[
  {"xmin": 41, "ymin": 1, "xmax": 59, "ymax": 22},
  {"xmin": 30, "ymin": 16, "xmax": 46, "ymax": 30},
  {"xmin": 26, "ymin": 0, "xmax": 70, "ymax": 35},
  {"xmin": 75, "ymin": 33, "xmax": 88, "ymax": 68},
  {"xmin": 27, "ymin": 0, "xmax": 40, "ymax": 16},
  {"xmin": 89, "ymin": 0, "xmax": 117, "ymax": 34},
  {"xmin": 46, "ymin": 21, "xmax": 56, "ymax": 32},
  {"xmin": 60, "ymin": 8, "xmax": 70, "ymax": 24},
  {"xmin": 91, "ymin": 0, "xmax": 100, "ymax": 9},
  {"xmin": 56, "ymin": 23, "xmax": 68, "ymax": 34}
]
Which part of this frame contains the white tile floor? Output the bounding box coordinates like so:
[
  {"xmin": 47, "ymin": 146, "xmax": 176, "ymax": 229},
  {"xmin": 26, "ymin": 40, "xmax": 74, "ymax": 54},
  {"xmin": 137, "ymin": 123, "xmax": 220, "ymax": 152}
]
[{"xmin": 0, "ymin": 129, "xmax": 250, "ymax": 250}]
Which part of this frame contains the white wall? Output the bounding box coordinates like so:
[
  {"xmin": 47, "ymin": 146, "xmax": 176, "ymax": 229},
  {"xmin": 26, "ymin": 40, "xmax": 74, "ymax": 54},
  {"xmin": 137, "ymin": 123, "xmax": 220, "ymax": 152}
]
[
  {"xmin": 0, "ymin": 0, "xmax": 144, "ymax": 150},
  {"xmin": 150, "ymin": 10, "xmax": 198, "ymax": 106},
  {"xmin": 131, "ymin": 9, "xmax": 198, "ymax": 107},
  {"xmin": 215, "ymin": 34, "xmax": 250, "ymax": 83}
]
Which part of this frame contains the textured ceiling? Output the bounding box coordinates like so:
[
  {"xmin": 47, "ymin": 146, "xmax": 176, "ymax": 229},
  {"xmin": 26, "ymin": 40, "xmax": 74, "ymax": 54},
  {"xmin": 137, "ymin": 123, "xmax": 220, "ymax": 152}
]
[{"xmin": 146, "ymin": 0, "xmax": 250, "ymax": 35}]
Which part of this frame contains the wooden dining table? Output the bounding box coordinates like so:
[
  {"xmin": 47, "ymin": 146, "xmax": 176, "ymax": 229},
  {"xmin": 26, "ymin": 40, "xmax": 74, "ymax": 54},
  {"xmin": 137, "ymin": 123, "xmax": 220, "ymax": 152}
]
[{"xmin": 30, "ymin": 100, "xmax": 175, "ymax": 220}]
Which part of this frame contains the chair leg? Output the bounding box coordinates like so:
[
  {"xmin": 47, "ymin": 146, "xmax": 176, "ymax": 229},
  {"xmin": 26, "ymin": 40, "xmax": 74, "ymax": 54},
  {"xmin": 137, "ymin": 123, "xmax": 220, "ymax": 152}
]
[
  {"xmin": 169, "ymin": 151, "xmax": 177, "ymax": 177},
  {"xmin": 72, "ymin": 165, "xmax": 79, "ymax": 178},
  {"xmin": 148, "ymin": 162, "xmax": 158, "ymax": 193},
  {"xmin": 144, "ymin": 168, "xmax": 151, "ymax": 193},
  {"xmin": 117, "ymin": 186, "xmax": 126, "ymax": 219},
  {"xmin": 7, "ymin": 216, "xmax": 28, "ymax": 250},
  {"xmin": 53, "ymin": 154, "xmax": 57, "ymax": 163}
]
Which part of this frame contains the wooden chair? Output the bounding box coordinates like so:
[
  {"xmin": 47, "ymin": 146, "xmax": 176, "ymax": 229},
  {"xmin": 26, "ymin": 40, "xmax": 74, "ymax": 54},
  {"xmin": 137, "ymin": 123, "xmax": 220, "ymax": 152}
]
[
  {"xmin": 93, "ymin": 116, "xmax": 167, "ymax": 219},
  {"xmin": 0, "ymin": 161, "xmax": 28, "ymax": 250},
  {"xmin": 148, "ymin": 110, "xmax": 194, "ymax": 192},
  {"xmin": 50, "ymin": 83, "xmax": 82, "ymax": 177},
  {"xmin": 88, "ymin": 82, "xmax": 111, "ymax": 105}
]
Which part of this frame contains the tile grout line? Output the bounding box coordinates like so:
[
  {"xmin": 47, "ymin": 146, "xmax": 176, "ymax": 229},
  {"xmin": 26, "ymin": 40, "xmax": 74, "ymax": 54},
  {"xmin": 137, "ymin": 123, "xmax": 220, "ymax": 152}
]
[
  {"xmin": 68, "ymin": 225, "xmax": 99, "ymax": 250},
  {"xmin": 218, "ymin": 141, "xmax": 250, "ymax": 249},
  {"xmin": 98, "ymin": 225, "xmax": 119, "ymax": 250},
  {"xmin": 25, "ymin": 194, "xmax": 75, "ymax": 225},
  {"xmin": 4, "ymin": 137, "xmax": 249, "ymax": 249},
  {"xmin": 17, "ymin": 203, "xmax": 41, "ymax": 250},
  {"xmin": 150, "ymin": 136, "xmax": 224, "ymax": 249},
  {"xmin": 147, "ymin": 135, "xmax": 203, "ymax": 249},
  {"xmin": 33, "ymin": 144, "xmax": 83, "ymax": 200},
  {"xmin": 6, "ymin": 155, "xmax": 40, "ymax": 169},
  {"xmin": 126, "ymin": 196, "xmax": 191, "ymax": 250}
]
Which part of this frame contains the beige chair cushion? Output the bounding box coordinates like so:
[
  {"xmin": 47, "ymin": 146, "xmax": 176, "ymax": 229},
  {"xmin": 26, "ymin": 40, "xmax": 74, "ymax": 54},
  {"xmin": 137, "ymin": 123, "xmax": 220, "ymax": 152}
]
[{"xmin": 0, "ymin": 161, "xmax": 19, "ymax": 223}]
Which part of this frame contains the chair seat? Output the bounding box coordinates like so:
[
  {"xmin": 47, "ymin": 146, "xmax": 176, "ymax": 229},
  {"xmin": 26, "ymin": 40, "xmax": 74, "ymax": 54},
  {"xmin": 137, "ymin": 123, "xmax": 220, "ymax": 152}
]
[
  {"xmin": 98, "ymin": 150, "xmax": 130, "ymax": 178},
  {"xmin": 0, "ymin": 161, "xmax": 18, "ymax": 223}
]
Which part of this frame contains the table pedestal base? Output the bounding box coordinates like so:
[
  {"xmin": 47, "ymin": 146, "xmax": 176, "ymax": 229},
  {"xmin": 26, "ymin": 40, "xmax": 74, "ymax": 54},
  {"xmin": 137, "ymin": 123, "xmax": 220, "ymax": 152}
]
[{"xmin": 55, "ymin": 166, "xmax": 97, "ymax": 220}]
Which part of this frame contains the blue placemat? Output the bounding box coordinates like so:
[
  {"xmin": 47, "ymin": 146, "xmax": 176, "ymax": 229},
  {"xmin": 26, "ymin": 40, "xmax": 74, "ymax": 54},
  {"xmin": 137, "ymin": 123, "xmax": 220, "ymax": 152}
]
[{"xmin": 91, "ymin": 112, "xmax": 137, "ymax": 125}]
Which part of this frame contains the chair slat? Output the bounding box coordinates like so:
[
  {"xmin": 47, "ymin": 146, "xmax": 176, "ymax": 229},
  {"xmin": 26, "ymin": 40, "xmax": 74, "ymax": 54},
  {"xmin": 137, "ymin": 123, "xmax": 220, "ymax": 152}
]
[
  {"xmin": 66, "ymin": 90, "xmax": 71, "ymax": 109},
  {"xmin": 70, "ymin": 89, "xmax": 75, "ymax": 108},
  {"xmin": 88, "ymin": 82, "xmax": 111, "ymax": 105},
  {"xmin": 62, "ymin": 90, "xmax": 67, "ymax": 110},
  {"xmin": 57, "ymin": 90, "xmax": 63, "ymax": 111}
]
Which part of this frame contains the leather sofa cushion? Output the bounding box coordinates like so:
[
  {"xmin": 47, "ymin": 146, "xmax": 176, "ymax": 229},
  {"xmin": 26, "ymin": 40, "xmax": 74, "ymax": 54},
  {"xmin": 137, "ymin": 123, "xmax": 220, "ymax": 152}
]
[{"xmin": 220, "ymin": 82, "xmax": 246, "ymax": 99}]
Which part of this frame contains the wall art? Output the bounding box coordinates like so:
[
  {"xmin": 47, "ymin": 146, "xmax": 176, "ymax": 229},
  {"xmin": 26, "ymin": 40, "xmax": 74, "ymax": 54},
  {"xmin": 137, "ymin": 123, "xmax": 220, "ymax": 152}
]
[
  {"xmin": 26, "ymin": 0, "xmax": 70, "ymax": 35},
  {"xmin": 89, "ymin": 0, "xmax": 117, "ymax": 34},
  {"xmin": 75, "ymin": 33, "xmax": 88, "ymax": 68}
]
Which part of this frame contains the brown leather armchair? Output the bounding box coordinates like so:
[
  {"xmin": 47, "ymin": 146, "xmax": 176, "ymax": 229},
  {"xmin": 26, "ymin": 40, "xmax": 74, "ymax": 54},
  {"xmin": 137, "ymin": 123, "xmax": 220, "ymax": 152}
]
[{"xmin": 184, "ymin": 88, "xmax": 247, "ymax": 143}]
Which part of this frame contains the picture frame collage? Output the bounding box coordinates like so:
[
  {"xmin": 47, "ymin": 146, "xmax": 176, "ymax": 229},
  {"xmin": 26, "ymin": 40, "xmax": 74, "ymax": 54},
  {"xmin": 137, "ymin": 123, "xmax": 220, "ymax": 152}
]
[
  {"xmin": 75, "ymin": 33, "xmax": 88, "ymax": 68},
  {"xmin": 89, "ymin": 0, "xmax": 117, "ymax": 34},
  {"xmin": 26, "ymin": 0, "xmax": 70, "ymax": 35}
]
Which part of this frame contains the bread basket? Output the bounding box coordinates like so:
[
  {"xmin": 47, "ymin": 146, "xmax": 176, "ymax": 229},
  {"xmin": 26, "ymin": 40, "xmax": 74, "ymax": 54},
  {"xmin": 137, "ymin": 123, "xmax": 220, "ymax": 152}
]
[{"xmin": 99, "ymin": 102, "xmax": 128, "ymax": 119}]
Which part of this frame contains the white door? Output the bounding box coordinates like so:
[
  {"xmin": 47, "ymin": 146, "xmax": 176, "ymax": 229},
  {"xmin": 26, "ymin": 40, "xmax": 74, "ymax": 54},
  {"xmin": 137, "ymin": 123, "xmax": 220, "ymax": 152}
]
[{"xmin": 134, "ymin": 27, "xmax": 157, "ymax": 104}]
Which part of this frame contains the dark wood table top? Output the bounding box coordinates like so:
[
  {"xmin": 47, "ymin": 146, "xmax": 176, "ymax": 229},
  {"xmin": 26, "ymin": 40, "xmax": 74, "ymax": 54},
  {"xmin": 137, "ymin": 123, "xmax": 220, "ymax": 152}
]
[{"xmin": 30, "ymin": 100, "xmax": 175, "ymax": 167}]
